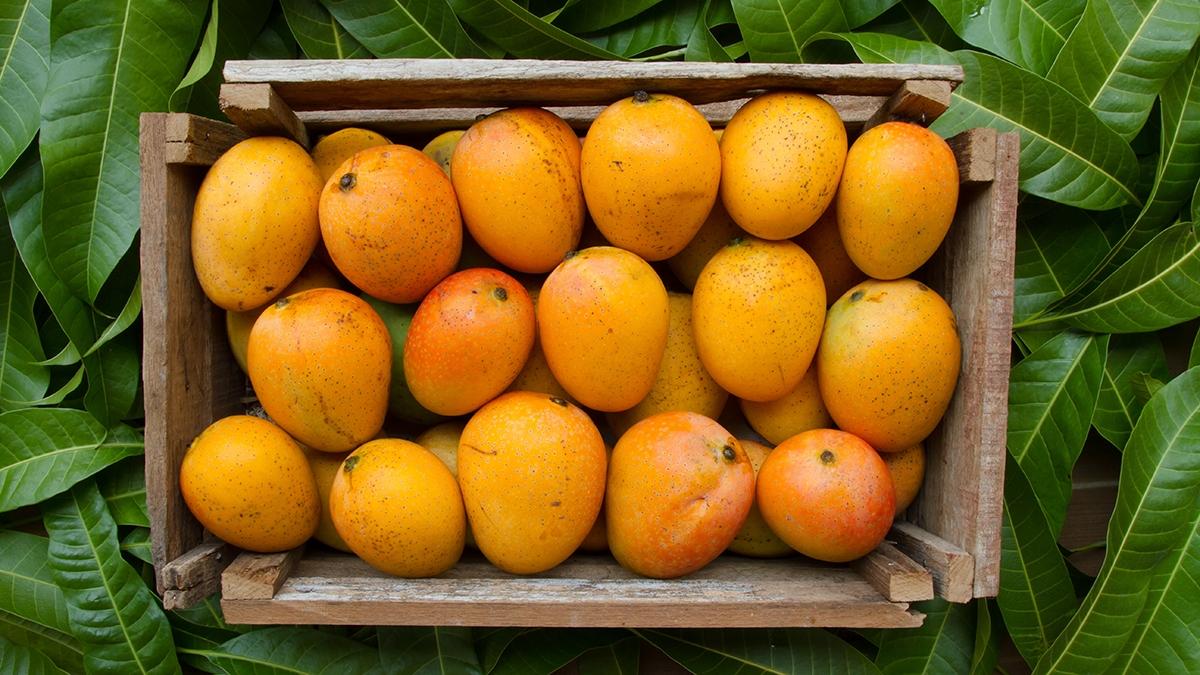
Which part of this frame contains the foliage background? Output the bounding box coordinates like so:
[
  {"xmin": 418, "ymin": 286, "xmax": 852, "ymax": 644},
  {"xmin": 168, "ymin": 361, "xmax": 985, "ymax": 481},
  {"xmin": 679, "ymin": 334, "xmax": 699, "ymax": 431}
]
[{"xmin": 1, "ymin": 0, "xmax": 1199, "ymax": 672}]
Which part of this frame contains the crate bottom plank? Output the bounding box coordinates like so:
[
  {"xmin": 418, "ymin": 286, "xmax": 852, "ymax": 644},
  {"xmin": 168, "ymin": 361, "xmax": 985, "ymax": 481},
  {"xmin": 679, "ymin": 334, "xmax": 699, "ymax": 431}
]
[{"xmin": 220, "ymin": 550, "xmax": 924, "ymax": 628}]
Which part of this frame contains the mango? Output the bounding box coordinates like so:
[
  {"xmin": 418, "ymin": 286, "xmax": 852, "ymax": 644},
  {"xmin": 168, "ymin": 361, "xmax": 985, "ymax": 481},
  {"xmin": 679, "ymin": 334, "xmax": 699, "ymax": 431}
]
[
  {"xmin": 607, "ymin": 411, "xmax": 754, "ymax": 578},
  {"xmin": 331, "ymin": 439, "xmax": 465, "ymax": 577},
  {"xmin": 728, "ymin": 439, "xmax": 792, "ymax": 558},
  {"xmin": 404, "ymin": 268, "xmax": 535, "ymax": 416},
  {"xmin": 362, "ymin": 295, "xmax": 446, "ymax": 426},
  {"xmin": 739, "ymin": 364, "xmax": 832, "ymax": 445},
  {"xmin": 319, "ymin": 144, "xmax": 461, "ymax": 303},
  {"xmin": 248, "ymin": 288, "xmax": 390, "ymax": 452},
  {"xmin": 226, "ymin": 259, "xmax": 342, "ymax": 373},
  {"xmin": 458, "ymin": 392, "xmax": 607, "ymax": 574},
  {"xmin": 883, "ymin": 443, "xmax": 925, "ymax": 515},
  {"xmin": 794, "ymin": 206, "xmax": 866, "ymax": 306},
  {"xmin": 452, "ymin": 108, "xmax": 584, "ymax": 272},
  {"xmin": 692, "ymin": 237, "xmax": 825, "ymax": 402},
  {"xmin": 608, "ymin": 292, "xmax": 728, "ymax": 436},
  {"xmin": 720, "ymin": 92, "xmax": 846, "ymax": 240},
  {"xmin": 578, "ymin": 444, "xmax": 613, "ymax": 554},
  {"xmin": 581, "ymin": 92, "xmax": 720, "ymax": 260},
  {"xmin": 539, "ymin": 247, "xmax": 669, "ymax": 411},
  {"xmin": 837, "ymin": 121, "xmax": 959, "ymax": 279},
  {"xmin": 192, "ymin": 137, "xmax": 322, "ymax": 311},
  {"xmin": 666, "ymin": 200, "xmax": 742, "ymax": 290},
  {"xmin": 422, "ymin": 129, "xmax": 465, "ymax": 175},
  {"xmin": 180, "ymin": 416, "xmax": 319, "ymax": 552},
  {"xmin": 506, "ymin": 288, "xmax": 572, "ymax": 401},
  {"xmin": 818, "ymin": 279, "xmax": 961, "ymax": 452},
  {"xmin": 311, "ymin": 128, "xmax": 391, "ymax": 182},
  {"xmin": 416, "ymin": 422, "xmax": 477, "ymax": 548},
  {"xmin": 302, "ymin": 445, "xmax": 351, "ymax": 552}
]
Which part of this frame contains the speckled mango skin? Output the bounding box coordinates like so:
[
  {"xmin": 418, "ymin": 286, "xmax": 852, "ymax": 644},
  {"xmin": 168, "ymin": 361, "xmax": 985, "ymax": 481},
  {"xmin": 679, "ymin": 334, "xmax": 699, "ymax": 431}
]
[
  {"xmin": 818, "ymin": 279, "xmax": 961, "ymax": 452},
  {"xmin": 883, "ymin": 443, "xmax": 925, "ymax": 515},
  {"xmin": 330, "ymin": 439, "xmax": 465, "ymax": 577},
  {"xmin": 404, "ymin": 268, "xmax": 535, "ymax": 416},
  {"xmin": 581, "ymin": 93, "xmax": 721, "ymax": 261},
  {"xmin": 607, "ymin": 411, "xmax": 754, "ymax": 579},
  {"xmin": 180, "ymin": 416, "xmax": 319, "ymax": 553},
  {"xmin": 666, "ymin": 200, "xmax": 742, "ymax": 290},
  {"xmin": 692, "ymin": 237, "xmax": 826, "ymax": 402},
  {"xmin": 757, "ymin": 429, "xmax": 894, "ymax": 562},
  {"xmin": 311, "ymin": 128, "xmax": 391, "ymax": 182},
  {"xmin": 837, "ymin": 121, "xmax": 959, "ymax": 279},
  {"xmin": 226, "ymin": 260, "xmax": 342, "ymax": 373},
  {"xmin": 794, "ymin": 206, "xmax": 866, "ymax": 306},
  {"xmin": 319, "ymin": 144, "xmax": 462, "ymax": 303},
  {"xmin": 740, "ymin": 364, "xmax": 833, "ymax": 445},
  {"xmin": 506, "ymin": 288, "xmax": 573, "ymax": 401},
  {"xmin": 728, "ymin": 439, "xmax": 792, "ymax": 558},
  {"xmin": 416, "ymin": 422, "xmax": 477, "ymax": 548},
  {"xmin": 302, "ymin": 445, "xmax": 351, "ymax": 552},
  {"xmin": 458, "ymin": 391, "xmax": 607, "ymax": 574},
  {"xmin": 192, "ymin": 137, "xmax": 323, "ymax": 311},
  {"xmin": 452, "ymin": 109, "xmax": 584, "ymax": 272},
  {"xmin": 248, "ymin": 288, "xmax": 391, "ymax": 452},
  {"xmin": 578, "ymin": 443, "xmax": 613, "ymax": 553},
  {"xmin": 608, "ymin": 293, "xmax": 728, "ymax": 436},
  {"xmin": 720, "ymin": 92, "xmax": 846, "ymax": 240},
  {"xmin": 422, "ymin": 129, "xmax": 465, "ymax": 175},
  {"xmin": 539, "ymin": 247, "xmax": 669, "ymax": 412}
]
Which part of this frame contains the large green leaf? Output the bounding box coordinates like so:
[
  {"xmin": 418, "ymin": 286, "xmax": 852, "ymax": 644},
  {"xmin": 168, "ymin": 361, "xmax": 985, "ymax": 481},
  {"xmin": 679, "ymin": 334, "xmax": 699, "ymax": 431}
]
[
  {"xmin": 578, "ymin": 637, "xmax": 640, "ymax": 675},
  {"xmin": 583, "ymin": 0, "xmax": 699, "ymax": 58},
  {"xmin": 180, "ymin": 0, "xmax": 273, "ymax": 119},
  {"xmin": 491, "ymin": 629, "xmax": 632, "ymax": 675},
  {"xmin": 83, "ymin": 281, "xmax": 140, "ymax": 359},
  {"xmin": 843, "ymin": 0, "xmax": 901, "ymax": 28},
  {"xmin": 0, "ymin": 609, "xmax": 83, "ymax": 673},
  {"xmin": 1035, "ymin": 367, "xmax": 1200, "ymax": 674},
  {"xmin": 378, "ymin": 627, "xmax": 482, "ymax": 675},
  {"xmin": 96, "ymin": 457, "xmax": 148, "ymax": 528},
  {"xmin": 248, "ymin": 6, "xmax": 301, "ymax": 59},
  {"xmin": 874, "ymin": 598, "xmax": 974, "ymax": 674},
  {"xmin": 169, "ymin": 1, "xmax": 219, "ymax": 112},
  {"xmin": 1094, "ymin": 334, "xmax": 1169, "ymax": 450},
  {"xmin": 38, "ymin": 0, "xmax": 206, "ymax": 303},
  {"xmin": 82, "ymin": 330, "xmax": 140, "ymax": 427},
  {"xmin": 807, "ymin": 34, "xmax": 1141, "ymax": 210},
  {"xmin": 685, "ymin": 0, "xmax": 732, "ymax": 61},
  {"xmin": 43, "ymin": 481, "xmax": 180, "ymax": 675},
  {"xmin": 322, "ymin": 0, "xmax": 486, "ymax": 57},
  {"xmin": 0, "ymin": 409, "xmax": 141, "ymax": 512},
  {"xmin": 119, "ymin": 528, "xmax": 150, "ymax": 565},
  {"xmin": 927, "ymin": 0, "xmax": 1084, "ymax": 73},
  {"xmin": 0, "ymin": 0, "xmax": 49, "ymax": 179},
  {"xmin": 0, "ymin": 634, "xmax": 68, "ymax": 675},
  {"xmin": 1006, "ymin": 331, "xmax": 1108, "ymax": 534},
  {"xmin": 969, "ymin": 601, "xmax": 999, "ymax": 674},
  {"xmin": 194, "ymin": 627, "xmax": 380, "ymax": 673},
  {"xmin": 282, "ymin": 0, "xmax": 370, "ymax": 59},
  {"xmin": 998, "ymin": 457, "xmax": 1077, "ymax": 667},
  {"xmin": 446, "ymin": 0, "xmax": 620, "ymax": 58},
  {"xmin": 1014, "ymin": 207, "xmax": 1112, "ymax": 324},
  {"xmin": 0, "ymin": 204, "xmax": 47, "ymax": 408},
  {"xmin": 864, "ymin": 0, "xmax": 965, "ymax": 49},
  {"xmin": 633, "ymin": 628, "xmax": 881, "ymax": 674},
  {"xmin": 0, "ymin": 530, "xmax": 69, "ymax": 633},
  {"xmin": 733, "ymin": 0, "xmax": 847, "ymax": 62},
  {"xmin": 556, "ymin": 0, "xmax": 667, "ymax": 32},
  {"xmin": 1018, "ymin": 221, "xmax": 1200, "ymax": 333},
  {"xmin": 1046, "ymin": 0, "xmax": 1200, "ymax": 140},
  {"xmin": 475, "ymin": 628, "xmax": 530, "ymax": 673}
]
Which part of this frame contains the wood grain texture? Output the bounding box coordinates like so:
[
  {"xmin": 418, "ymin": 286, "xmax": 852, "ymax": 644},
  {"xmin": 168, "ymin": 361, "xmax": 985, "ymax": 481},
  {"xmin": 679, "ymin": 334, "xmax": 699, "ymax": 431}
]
[
  {"xmin": 947, "ymin": 127, "xmax": 998, "ymax": 184},
  {"xmin": 163, "ymin": 115, "xmax": 247, "ymax": 166},
  {"xmin": 141, "ymin": 112, "xmax": 246, "ymax": 600},
  {"xmin": 222, "ymin": 548, "xmax": 305, "ymax": 600},
  {"xmin": 889, "ymin": 522, "xmax": 975, "ymax": 603},
  {"xmin": 862, "ymin": 80, "xmax": 954, "ymax": 132},
  {"xmin": 221, "ymin": 551, "xmax": 924, "ymax": 628},
  {"xmin": 851, "ymin": 542, "xmax": 934, "ymax": 602},
  {"xmin": 160, "ymin": 540, "xmax": 237, "ymax": 610},
  {"xmin": 222, "ymin": 60, "xmax": 963, "ymax": 110},
  {"xmin": 219, "ymin": 83, "xmax": 309, "ymax": 147}
]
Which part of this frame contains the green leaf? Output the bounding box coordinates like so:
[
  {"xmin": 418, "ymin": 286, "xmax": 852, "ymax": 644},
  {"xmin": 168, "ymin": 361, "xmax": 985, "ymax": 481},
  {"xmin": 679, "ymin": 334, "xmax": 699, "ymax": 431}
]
[
  {"xmin": 1006, "ymin": 331, "xmax": 1108, "ymax": 534},
  {"xmin": 733, "ymin": 0, "xmax": 848, "ymax": 62},
  {"xmin": 446, "ymin": 0, "xmax": 621, "ymax": 58},
  {"xmin": 999, "ymin": 457, "xmax": 1077, "ymax": 667},
  {"xmin": 584, "ymin": 0, "xmax": 700, "ymax": 58},
  {"xmin": 843, "ymin": 0, "xmax": 901, "ymax": 28},
  {"xmin": 0, "ymin": 609, "xmax": 84, "ymax": 674},
  {"xmin": 1046, "ymin": 0, "xmax": 1200, "ymax": 140},
  {"xmin": 35, "ymin": 342, "xmax": 79, "ymax": 367},
  {"xmin": 633, "ymin": 628, "xmax": 880, "ymax": 674},
  {"xmin": 0, "ymin": 530, "xmax": 69, "ymax": 633},
  {"xmin": 169, "ymin": 1, "xmax": 219, "ymax": 112},
  {"xmin": 0, "ymin": 634, "xmax": 68, "ymax": 674},
  {"xmin": 492, "ymin": 629, "xmax": 632, "ymax": 675},
  {"xmin": 0, "ymin": 0, "xmax": 49, "ymax": 179},
  {"xmin": 171, "ymin": 594, "xmax": 240, "ymax": 636},
  {"xmin": 83, "ymin": 330, "xmax": 140, "ymax": 426},
  {"xmin": 556, "ymin": 0, "xmax": 667, "ymax": 32},
  {"xmin": 1094, "ymin": 334, "xmax": 1170, "ymax": 449},
  {"xmin": 82, "ymin": 281, "xmax": 139, "ymax": 359},
  {"xmin": 282, "ymin": 0, "xmax": 370, "ymax": 59},
  {"xmin": 8, "ymin": 365, "xmax": 84, "ymax": 408},
  {"xmin": 1018, "ymin": 221, "xmax": 1200, "ymax": 333},
  {"xmin": 578, "ymin": 637, "xmax": 640, "ymax": 675},
  {"xmin": 249, "ymin": 6, "xmax": 301, "ymax": 59},
  {"xmin": 97, "ymin": 457, "xmax": 148, "ymax": 528},
  {"xmin": 476, "ymin": 628, "xmax": 530, "ymax": 673},
  {"xmin": 323, "ymin": 0, "xmax": 487, "ymax": 57},
  {"xmin": 183, "ymin": 1, "xmax": 274, "ymax": 120},
  {"xmin": 969, "ymin": 601, "xmax": 999, "ymax": 674},
  {"xmin": 119, "ymin": 528, "xmax": 151, "ymax": 565},
  {"xmin": 1014, "ymin": 208, "xmax": 1112, "ymax": 324},
  {"xmin": 196, "ymin": 626, "xmax": 380, "ymax": 673},
  {"xmin": 864, "ymin": 0, "xmax": 965, "ymax": 49},
  {"xmin": 43, "ymin": 481, "xmax": 180, "ymax": 675},
  {"xmin": 685, "ymin": 0, "xmax": 732, "ymax": 62},
  {"xmin": 927, "ymin": 0, "xmax": 1084, "ymax": 73},
  {"xmin": 0, "ymin": 204, "xmax": 47, "ymax": 408},
  {"xmin": 1190, "ymin": 328, "xmax": 1200, "ymax": 368},
  {"xmin": 39, "ymin": 0, "xmax": 207, "ymax": 303},
  {"xmin": 875, "ymin": 598, "xmax": 974, "ymax": 674},
  {"xmin": 378, "ymin": 627, "xmax": 482, "ymax": 675},
  {"xmin": 0, "ymin": 409, "xmax": 141, "ymax": 512},
  {"xmin": 1035, "ymin": 367, "xmax": 1200, "ymax": 674}
]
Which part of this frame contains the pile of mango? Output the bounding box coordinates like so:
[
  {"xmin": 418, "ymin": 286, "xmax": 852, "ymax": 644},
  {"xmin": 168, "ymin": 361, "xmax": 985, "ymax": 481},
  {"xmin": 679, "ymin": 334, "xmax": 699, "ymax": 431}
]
[{"xmin": 182, "ymin": 90, "xmax": 961, "ymax": 580}]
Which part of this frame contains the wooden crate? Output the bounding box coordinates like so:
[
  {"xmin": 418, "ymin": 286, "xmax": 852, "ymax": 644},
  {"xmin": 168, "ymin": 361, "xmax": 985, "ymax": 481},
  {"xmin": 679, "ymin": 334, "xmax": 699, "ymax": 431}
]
[{"xmin": 140, "ymin": 60, "xmax": 1019, "ymax": 628}]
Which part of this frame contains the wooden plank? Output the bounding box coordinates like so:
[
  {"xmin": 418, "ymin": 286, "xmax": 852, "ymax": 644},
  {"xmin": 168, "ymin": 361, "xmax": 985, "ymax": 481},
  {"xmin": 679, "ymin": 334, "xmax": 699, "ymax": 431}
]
[
  {"xmin": 160, "ymin": 540, "xmax": 237, "ymax": 610},
  {"xmin": 221, "ymin": 551, "xmax": 924, "ymax": 628},
  {"xmin": 912, "ymin": 131, "xmax": 1018, "ymax": 598},
  {"xmin": 222, "ymin": 60, "xmax": 963, "ymax": 110},
  {"xmin": 851, "ymin": 542, "xmax": 935, "ymax": 602},
  {"xmin": 947, "ymin": 127, "xmax": 998, "ymax": 184},
  {"xmin": 862, "ymin": 80, "xmax": 954, "ymax": 132},
  {"xmin": 222, "ymin": 548, "xmax": 305, "ymax": 601},
  {"xmin": 219, "ymin": 83, "xmax": 309, "ymax": 147},
  {"xmin": 164, "ymin": 113, "xmax": 247, "ymax": 149},
  {"xmin": 890, "ymin": 522, "xmax": 975, "ymax": 603}
]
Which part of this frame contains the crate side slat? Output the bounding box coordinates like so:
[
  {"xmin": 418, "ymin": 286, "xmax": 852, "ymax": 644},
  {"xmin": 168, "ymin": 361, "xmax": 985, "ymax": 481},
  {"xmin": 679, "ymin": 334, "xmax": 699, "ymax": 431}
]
[{"xmin": 222, "ymin": 60, "xmax": 963, "ymax": 110}]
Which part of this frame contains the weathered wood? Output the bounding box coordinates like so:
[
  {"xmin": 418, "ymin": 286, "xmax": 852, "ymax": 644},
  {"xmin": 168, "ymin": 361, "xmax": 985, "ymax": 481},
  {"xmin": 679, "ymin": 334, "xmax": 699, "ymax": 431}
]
[
  {"xmin": 947, "ymin": 128, "xmax": 998, "ymax": 184},
  {"xmin": 222, "ymin": 548, "xmax": 305, "ymax": 601},
  {"xmin": 222, "ymin": 551, "xmax": 924, "ymax": 627},
  {"xmin": 160, "ymin": 540, "xmax": 237, "ymax": 609},
  {"xmin": 219, "ymin": 83, "xmax": 309, "ymax": 147},
  {"xmin": 165, "ymin": 113, "xmax": 247, "ymax": 149},
  {"xmin": 890, "ymin": 522, "xmax": 975, "ymax": 603},
  {"xmin": 223, "ymin": 60, "xmax": 963, "ymax": 110},
  {"xmin": 862, "ymin": 80, "xmax": 954, "ymax": 132},
  {"xmin": 851, "ymin": 542, "xmax": 935, "ymax": 602}
]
